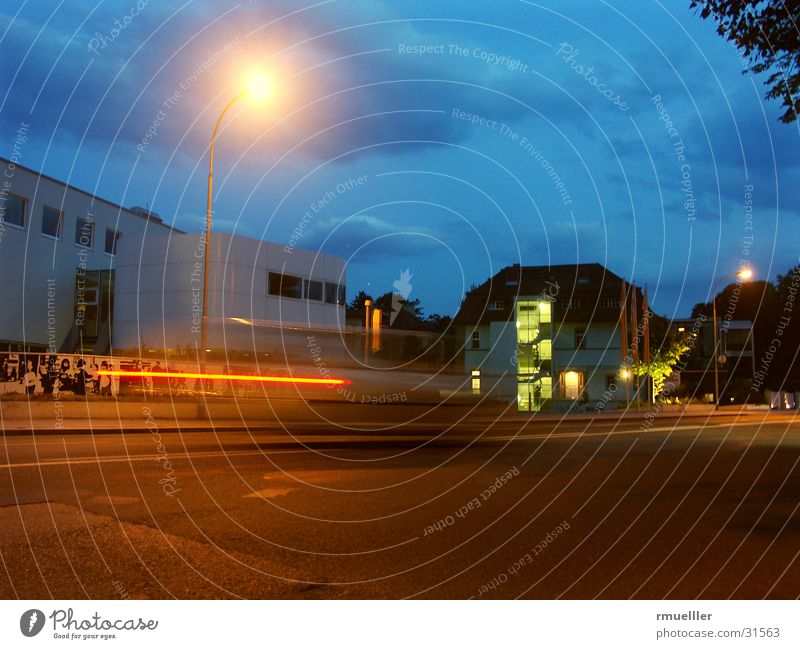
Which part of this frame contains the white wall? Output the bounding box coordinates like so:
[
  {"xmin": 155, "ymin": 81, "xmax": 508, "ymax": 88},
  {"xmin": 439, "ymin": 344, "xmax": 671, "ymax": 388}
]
[
  {"xmin": 112, "ymin": 232, "xmax": 347, "ymax": 353},
  {"xmin": 0, "ymin": 159, "xmax": 173, "ymax": 349}
]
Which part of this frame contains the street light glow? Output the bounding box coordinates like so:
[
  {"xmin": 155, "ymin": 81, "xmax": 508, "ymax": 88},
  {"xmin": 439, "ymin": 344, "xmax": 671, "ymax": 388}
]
[
  {"xmin": 738, "ymin": 268, "xmax": 753, "ymax": 280},
  {"xmin": 246, "ymin": 73, "xmax": 271, "ymax": 102}
]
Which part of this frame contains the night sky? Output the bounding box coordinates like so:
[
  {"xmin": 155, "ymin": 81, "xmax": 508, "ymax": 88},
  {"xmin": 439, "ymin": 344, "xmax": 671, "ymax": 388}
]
[{"xmin": 2, "ymin": 0, "xmax": 798, "ymax": 319}]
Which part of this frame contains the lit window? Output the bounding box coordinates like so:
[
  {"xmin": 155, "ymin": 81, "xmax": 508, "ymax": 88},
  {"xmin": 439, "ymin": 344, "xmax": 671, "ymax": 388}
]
[
  {"xmin": 42, "ymin": 206, "xmax": 63, "ymax": 239},
  {"xmin": 471, "ymin": 369, "xmax": 480, "ymax": 394},
  {"xmin": 2, "ymin": 193, "xmax": 26, "ymax": 228},
  {"xmin": 75, "ymin": 216, "xmax": 94, "ymax": 248},
  {"xmin": 104, "ymin": 228, "xmax": 121, "ymax": 255},
  {"xmin": 562, "ymin": 370, "xmax": 582, "ymax": 399}
]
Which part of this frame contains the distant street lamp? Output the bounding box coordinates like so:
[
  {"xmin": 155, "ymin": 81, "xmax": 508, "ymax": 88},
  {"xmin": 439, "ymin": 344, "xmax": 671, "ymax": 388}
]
[
  {"xmin": 200, "ymin": 73, "xmax": 271, "ymax": 370},
  {"xmin": 712, "ymin": 267, "xmax": 753, "ymax": 408}
]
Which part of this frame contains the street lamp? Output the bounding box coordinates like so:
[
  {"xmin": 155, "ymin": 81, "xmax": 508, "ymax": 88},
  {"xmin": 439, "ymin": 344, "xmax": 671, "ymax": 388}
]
[
  {"xmin": 712, "ymin": 267, "xmax": 753, "ymax": 408},
  {"xmin": 200, "ymin": 73, "xmax": 271, "ymax": 371}
]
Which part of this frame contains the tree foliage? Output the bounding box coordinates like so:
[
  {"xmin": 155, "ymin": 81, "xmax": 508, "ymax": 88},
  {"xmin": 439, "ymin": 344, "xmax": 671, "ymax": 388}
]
[
  {"xmin": 632, "ymin": 335, "xmax": 693, "ymax": 398},
  {"xmin": 691, "ymin": 0, "xmax": 800, "ymax": 123}
]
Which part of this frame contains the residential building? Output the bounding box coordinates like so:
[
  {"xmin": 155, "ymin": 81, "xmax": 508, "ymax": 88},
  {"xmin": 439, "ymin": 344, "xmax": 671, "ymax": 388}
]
[{"xmin": 454, "ymin": 263, "xmax": 641, "ymax": 412}]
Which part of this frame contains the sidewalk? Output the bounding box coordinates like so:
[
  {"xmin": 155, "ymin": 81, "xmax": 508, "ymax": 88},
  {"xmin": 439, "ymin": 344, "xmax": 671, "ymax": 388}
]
[{"xmin": 0, "ymin": 400, "xmax": 776, "ymax": 436}]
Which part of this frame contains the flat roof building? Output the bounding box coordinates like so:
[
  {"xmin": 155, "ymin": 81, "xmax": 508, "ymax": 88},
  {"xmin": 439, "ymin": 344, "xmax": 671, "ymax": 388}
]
[
  {"xmin": 0, "ymin": 159, "xmax": 347, "ymax": 360},
  {"xmin": 0, "ymin": 157, "xmax": 176, "ymax": 354}
]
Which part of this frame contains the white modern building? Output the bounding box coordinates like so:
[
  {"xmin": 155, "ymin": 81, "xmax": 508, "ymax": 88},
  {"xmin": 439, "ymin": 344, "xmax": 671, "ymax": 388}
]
[
  {"xmin": 0, "ymin": 157, "xmax": 175, "ymax": 353},
  {"xmin": 113, "ymin": 231, "xmax": 347, "ymax": 355},
  {"xmin": 0, "ymin": 158, "xmax": 347, "ymax": 358}
]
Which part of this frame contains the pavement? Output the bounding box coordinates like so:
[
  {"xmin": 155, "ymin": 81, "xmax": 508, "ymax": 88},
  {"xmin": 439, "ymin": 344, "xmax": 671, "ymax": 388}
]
[{"xmin": 1, "ymin": 409, "xmax": 798, "ymax": 599}]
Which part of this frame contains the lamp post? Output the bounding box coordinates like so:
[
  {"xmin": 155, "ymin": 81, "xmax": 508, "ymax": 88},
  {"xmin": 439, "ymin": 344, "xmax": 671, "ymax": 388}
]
[
  {"xmin": 199, "ymin": 74, "xmax": 271, "ymax": 372},
  {"xmin": 712, "ymin": 267, "xmax": 752, "ymax": 408}
]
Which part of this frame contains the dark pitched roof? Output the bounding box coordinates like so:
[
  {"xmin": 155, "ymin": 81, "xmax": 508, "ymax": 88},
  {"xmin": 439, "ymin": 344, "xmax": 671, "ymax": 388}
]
[{"xmin": 454, "ymin": 262, "xmax": 642, "ymax": 326}]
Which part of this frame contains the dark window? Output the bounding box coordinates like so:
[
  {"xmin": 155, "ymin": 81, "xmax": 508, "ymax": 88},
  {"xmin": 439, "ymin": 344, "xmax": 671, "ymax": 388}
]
[
  {"xmin": 105, "ymin": 228, "xmax": 121, "ymax": 255},
  {"xmin": 337, "ymin": 284, "xmax": 346, "ymax": 306},
  {"xmin": 567, "ymin": 299, "xmax": 581, "ymax": 309},
  {"xmin": 471, "ymin": 331, "xmax": 480, "ymax": 349},
  {"xmin": 488, "ymin": 300, "xmax": 504, "ymax": 310},
  {"xmin": 574, "ymin": 327, "xmax": 586, "ymax": 349},
  {"xmin": 605, "ymin": 374, "xmax": 617, "ymax": 391},
  {"xmin": 304, "ymin": 279, "xmax": 323, "ymax": 301},
  {"xmin": 324, "ymin": 282, "xmax": 343, "ymax": 305},
  {"xmin": 2, "ymin": 193, "xmax": 26, "ymax": 228},
  {"xmin": 75, "ymin": 216, "xmax": 94, "ymax": 247},
  {"xmin": 268, "ymin": 272, "xmax": 302, "ymax": 299},
  {"xmin": 600, "ymin": 297, "xmax": 620, "ymax": 309},
  {"xmin": 42, "ymin": 206, "xmax": 63, "ymax": 238}
]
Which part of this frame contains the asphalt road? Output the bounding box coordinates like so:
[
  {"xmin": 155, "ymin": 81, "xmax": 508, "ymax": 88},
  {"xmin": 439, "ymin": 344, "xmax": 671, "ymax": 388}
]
[{"xmin": 1, "ymin": 409, "xmax": 798, "ymax": 599}]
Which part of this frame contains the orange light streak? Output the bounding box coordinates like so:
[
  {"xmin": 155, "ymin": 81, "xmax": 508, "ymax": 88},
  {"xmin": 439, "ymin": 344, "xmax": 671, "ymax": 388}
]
[{"xmin": 97, "ymin": 370, "xmax": 349, "ymax": 386}]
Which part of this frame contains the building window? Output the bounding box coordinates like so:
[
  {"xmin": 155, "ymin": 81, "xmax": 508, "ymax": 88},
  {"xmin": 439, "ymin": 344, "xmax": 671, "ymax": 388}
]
[
  {"xmin": 471, "ymin": 369, "xmax": 481, "ymax": 394},
  {"xmin": 75, "ymin": 216, "xmax": 94, "ymax": 248},
  {"xmin": 324, "ymin": 282, "xmax": 345, "ymax": 305},
  {"xmin": 600, "ymin": 297, "xmax": 620, "ymax": 309},
  {"xmin": 561, "ymin": 370, "xmax": 583, "ymax": 400},
  {"xmin": 304, "ymin": 279, "xmax": 323, "ymax": 301},
  {"xmin": 566, "ymin": 298, "xmax": 581, "ymax": 309},
  {"xmin": 268, "ymin": 272, "xmax": 303, "ymax": 299},
  {"xmin": 605, "ymin": 374, "xmax": 617, "ymax": 392},
  {"xmin": 471, "ymin": 331, "xmax": 480, "ymax": 349},
  {"xmin": 488, "ymin": 300, "xmax": 504, "ymax": 311},
  {"xmin": 41, "ymin": 206, "xmax": 63, "ymax": 239},
  {"xmin": 574, "ymin": 327, "xmax": 586, "ymax": 349},
  {"xmin": 578, "ymin": 277, "xmax": 589, "ymax": 286},
  {"xmin": 104, "ymin": 228, "xmax": 121, "ymax": 255},
  {"xmin": 3, "ymin": 193, "xmax": 26, "ymax": 228}
]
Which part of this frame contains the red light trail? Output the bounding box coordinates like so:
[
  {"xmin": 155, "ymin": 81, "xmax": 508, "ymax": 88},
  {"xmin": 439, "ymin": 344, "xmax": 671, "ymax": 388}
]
[{"xmin": 96, "ymin": 370, "xmax": 350, "ymax": 386}]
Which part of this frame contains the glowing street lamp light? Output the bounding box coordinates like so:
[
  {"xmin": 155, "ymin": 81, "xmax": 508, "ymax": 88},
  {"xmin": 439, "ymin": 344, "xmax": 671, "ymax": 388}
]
[
  {"xmin": 712, "ymin": 267, "xmax": 753, "ymax": 408},
  {"xmin": 200, "ymin": 72, "xmax": 272, "ymax": 370}
]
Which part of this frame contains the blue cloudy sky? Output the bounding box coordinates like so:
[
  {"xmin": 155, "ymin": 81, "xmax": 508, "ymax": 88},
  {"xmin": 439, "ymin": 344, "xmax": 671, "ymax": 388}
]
[{"xmin": 2, "ymin": 0, "xmax": 798, "ymax": 318}]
